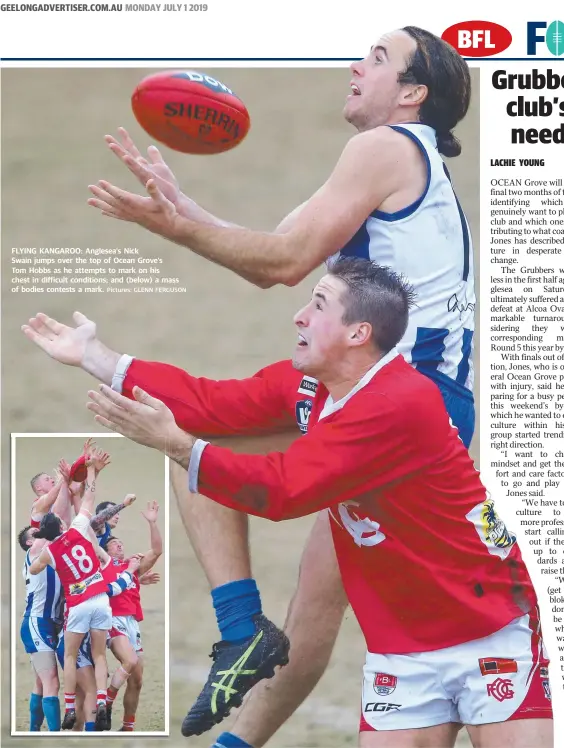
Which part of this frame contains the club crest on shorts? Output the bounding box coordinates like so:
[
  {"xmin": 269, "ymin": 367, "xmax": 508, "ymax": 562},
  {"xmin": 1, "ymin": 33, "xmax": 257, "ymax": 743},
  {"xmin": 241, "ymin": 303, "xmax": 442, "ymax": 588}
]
[
  {"xmin": 486, "ymin": 677, "xmax": 514, "ymax": 702},
  {"xmin": 373, "ymin": 673, "xmax": 397, "ymax": 696}
]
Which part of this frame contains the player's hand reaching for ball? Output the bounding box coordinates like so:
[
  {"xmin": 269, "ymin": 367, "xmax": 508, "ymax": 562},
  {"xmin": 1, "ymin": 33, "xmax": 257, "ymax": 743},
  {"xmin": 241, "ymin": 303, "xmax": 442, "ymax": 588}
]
[
  {"xmin": 105, "ymin": 128, "xmax": 181, "ymax": 205},
  {"xmin": 86, "ymin": 447, "xmax": 111, "ymax": 473},
  {"xmin": 141, "ymin": 500, "xmax": 159, "ymax": 524},
  {"xmin": 86, "ymin": 384, "xmax": 196, "ymax": 465},
  {"xmin": 58, "ymin": 459, "xmax": 71, "ymax": 483},
  {"xmin": 123, "ymin": 493, "xmax": 137, "ymax": 507},
  {"xmin": 88, "ymin": 173, "xmax": 180, "ymax": 239},
  {"xmin": 22, "ymin": 311, "xmax": 97, "ymax": 367},
  {"xmin": 139, "ymin": 570, "xmax": 160, "ymax": 585}
]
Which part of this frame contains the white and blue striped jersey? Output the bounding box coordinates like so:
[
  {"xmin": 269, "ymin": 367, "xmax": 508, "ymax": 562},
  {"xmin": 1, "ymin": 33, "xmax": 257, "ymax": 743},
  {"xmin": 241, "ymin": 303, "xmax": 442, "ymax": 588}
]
[
  {"xmin": 333, "ymin": 123, "xmax": 475, "ymax": 395},
  {"xmin": 22, "ymin": 549, "xmax": 63, "ymax": 623}
]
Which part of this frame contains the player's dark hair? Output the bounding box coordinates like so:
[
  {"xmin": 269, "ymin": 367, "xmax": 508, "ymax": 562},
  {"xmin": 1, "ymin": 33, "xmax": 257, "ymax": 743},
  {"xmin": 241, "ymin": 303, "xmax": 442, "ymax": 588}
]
[
  {"xmin": 30, "ymin": 472, "xmax": 48, "ymax": 493},
  {"xmin": 96, "ymin": 501, "xmax": 116, "ymax": 514},
  {"xmin": 104, "ymin": 535, "xmax": 119, "ymax": 550},
  {"xmin": 328, "ymin": 257, "xmax": 416, "ymax": 353},
  {"xmin": 18, "ymin": 525, "xmax": 33, "ymax": 551},
  {"xmin": 34, "ymin": 512, "xmax": 63, "ymax": 541},
  {"xmin": 399, "ymin": 26, "xmax": 471, "ymax": 157}
]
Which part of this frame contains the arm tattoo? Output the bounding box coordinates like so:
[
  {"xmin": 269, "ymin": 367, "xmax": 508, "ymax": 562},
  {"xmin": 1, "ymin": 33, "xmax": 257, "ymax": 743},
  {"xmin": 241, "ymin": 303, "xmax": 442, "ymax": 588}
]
[{"xmin": 91, "ymin": 501, "xmax": 126, "ymax": 531}]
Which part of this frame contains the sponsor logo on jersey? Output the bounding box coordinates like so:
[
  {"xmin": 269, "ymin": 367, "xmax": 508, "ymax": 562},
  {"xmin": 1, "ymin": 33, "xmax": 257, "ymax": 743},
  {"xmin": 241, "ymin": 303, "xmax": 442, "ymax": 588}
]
[
  {"xmin": 486, "ymin": 678, "xmax": 515, "ymax": 702},
  {"xmin": 364, "ymin": 702, "xmax": 401, "ymax": 712},
  {"xmin": 481, "ymin": 499, "xmax": 516, "ymax": 549},
  {"xmin": 466, "ymin": 494, "xmax": 516, "ymax": 560},
  {"xmin": 69, "ymin": 569, "xmax": 102, "ymax": 595},
  {"xmin": 373, "ymin": 673, "xmax": 397, "ymax": 696},
  {"xmin": 297, "ymin": 376, "xmax": 318, "ymax": 396},
  {"xmin": 540, "ymin": 666, "xmax": 549, "ymax": 678},
  {"xmin": 479, "ymin": 658, "xmax": 518, "ymax": 676},
  {"xmin": 295, "ymin": 399, "xmax": 312, "ymax": 434}
]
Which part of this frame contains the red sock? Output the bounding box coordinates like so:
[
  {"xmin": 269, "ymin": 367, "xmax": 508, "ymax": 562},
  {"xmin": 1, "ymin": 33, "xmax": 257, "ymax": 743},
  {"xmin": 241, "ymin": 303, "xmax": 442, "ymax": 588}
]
[
  {"xmin": 96, "ymin": 690, "xmax": 107, "ymax": 707},
  {"xmin": 122, "ymin": 714, "xmax": 135, "ymax": 731},
  {"xmin": 107, "ymin": 686, "xmax": 118, "ymax": 705},
  {"xmin": 64, "ymin": 692, "xmax": 76, "ymax": 712}
]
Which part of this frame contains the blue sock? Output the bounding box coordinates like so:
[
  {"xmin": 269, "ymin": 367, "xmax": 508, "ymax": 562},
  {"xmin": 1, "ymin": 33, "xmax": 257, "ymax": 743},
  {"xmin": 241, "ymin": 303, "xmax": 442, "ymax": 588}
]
[
  {"xmin": 29, "ymin": 693, "xmax": 44, "ymax": 731},
  {"xmin": 211, "ymin": 579, "xmax": 262, "ymax": 642},
  {"xmin": 42, "ymin": 696, "xmax": 61, "ymax": 731},
  {"xmin": 213, "ymin": 732, "xmax": 253, "ymax": 748},
  {"xmin": 85, "ymin": 722, "xmax": 96, "ymax": 731}
]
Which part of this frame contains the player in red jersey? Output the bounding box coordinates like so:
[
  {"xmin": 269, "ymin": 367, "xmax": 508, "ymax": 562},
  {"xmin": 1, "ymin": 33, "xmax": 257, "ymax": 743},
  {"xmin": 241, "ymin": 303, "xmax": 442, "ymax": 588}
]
[
  {"xmin": 71, "ymin": 258, "xmax": 548, "ymax": 748},
  {"xmin": 57, "ymin": 552, "xmax": 142, "ymax": 732},
  {"xmin": 21, "ymin": 261, "xmax": 553, "ymax": 746},
  {"xmin": 103, "ymin": 500, "xmax": 163, "ymax": 731},
  {"xmin": 30, "ymin": 440, "xmax": 98, "ymax": 529},
  {"xmin": 29, "ymin": 463, "xmax": 69, "ymax": 529},
  {"xmin": 30, "ymin": 446, "xmax": 113, "ymax": 731}
]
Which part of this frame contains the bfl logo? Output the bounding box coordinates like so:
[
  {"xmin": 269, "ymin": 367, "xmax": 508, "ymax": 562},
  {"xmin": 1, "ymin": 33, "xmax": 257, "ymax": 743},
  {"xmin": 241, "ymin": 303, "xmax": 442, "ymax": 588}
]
[{"xmin": 527, "ymin": 21, "xmax": 564, "ymax": 56}]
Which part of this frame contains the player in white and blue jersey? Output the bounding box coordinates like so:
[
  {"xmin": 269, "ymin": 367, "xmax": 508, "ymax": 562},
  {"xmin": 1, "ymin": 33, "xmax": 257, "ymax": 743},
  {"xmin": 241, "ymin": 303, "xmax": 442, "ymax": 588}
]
[
  {"xmin": 19, "ymin": 525, "xmax": 63, "ymax": 732},
  {"xmin": 34, "ymin": 24, "xmax": 476, "ymax": 744},
  {"xmin": 334, "ymin": 118, "xmax": 475, "ymax": 446}
]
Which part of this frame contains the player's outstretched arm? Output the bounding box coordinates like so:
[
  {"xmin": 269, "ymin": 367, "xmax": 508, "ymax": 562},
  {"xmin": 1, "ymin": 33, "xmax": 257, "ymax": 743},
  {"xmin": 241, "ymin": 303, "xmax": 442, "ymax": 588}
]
[
  {"xmin": 22, "ymin": 312, "xmax": 295, "ymax": 438},
  {"xmin": 138, "ymin": 501, "xmax": 162, "ymax": 575},
  {"xmin": 90, "ymin": 493, "xmax": 136, "ymax": 533},
  {"xmin": 76, "ymin": 448, "xmax": 111, "ymax": 521},
  {"xmin": 31, "ymin": 476, "xmax": 64, "ymax": 519},
  {"xmin": 87, "ymin": 128, "xmax": 406, "ymax": 288},
  {"xmin": 21, "ymin": 311, "xmax": 121, "ymax": 385}
]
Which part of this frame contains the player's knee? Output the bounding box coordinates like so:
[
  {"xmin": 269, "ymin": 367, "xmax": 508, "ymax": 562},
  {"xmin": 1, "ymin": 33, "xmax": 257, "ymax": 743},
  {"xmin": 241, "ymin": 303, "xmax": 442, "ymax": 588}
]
[
  {"xmin": 40, "ymin": 668, "xmax": 59, "ymax": 696},
  {"xmin": 125, "ymin": 652, "xmax": 139, "ymax": 673}
]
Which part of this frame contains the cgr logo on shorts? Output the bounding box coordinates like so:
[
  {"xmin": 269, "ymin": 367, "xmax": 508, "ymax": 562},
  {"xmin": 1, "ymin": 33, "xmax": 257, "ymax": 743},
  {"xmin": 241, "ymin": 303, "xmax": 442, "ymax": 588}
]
[
  {"xmin": 364, "ymin": 702, "xmax": 401, "ymax": 712},
  {"xmin": 486, "ymin": 677, "xmax": 515, "ymax": 702},
  {"xmin": 373, "ymin": 673, "xmax": 397, "ymax": 696}
]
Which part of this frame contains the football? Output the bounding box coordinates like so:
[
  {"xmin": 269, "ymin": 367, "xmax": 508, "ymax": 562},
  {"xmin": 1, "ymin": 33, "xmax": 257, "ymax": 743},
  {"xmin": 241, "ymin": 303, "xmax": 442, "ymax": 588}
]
[
  {"xmin": 69, "ymin": 455, "xmax": 87, "ymax": 483},
  {"xmin": 131, "ymin": 70, "xmax": 251, "ymax": 155}
]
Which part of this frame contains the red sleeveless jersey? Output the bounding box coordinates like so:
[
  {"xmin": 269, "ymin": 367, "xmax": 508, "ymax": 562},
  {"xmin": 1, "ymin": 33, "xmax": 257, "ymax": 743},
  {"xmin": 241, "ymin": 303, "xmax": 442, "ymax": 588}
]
[
  {"xmin": 107, "ymin": 559, "xmax": 142, "ymax": 621},
  {"xmin": 30, "ymin": 497, "xmax": 41, "ymax": 529},
  {"xmin": 47, "ymin": 527, "xmax": 107, "ymax": 608}
]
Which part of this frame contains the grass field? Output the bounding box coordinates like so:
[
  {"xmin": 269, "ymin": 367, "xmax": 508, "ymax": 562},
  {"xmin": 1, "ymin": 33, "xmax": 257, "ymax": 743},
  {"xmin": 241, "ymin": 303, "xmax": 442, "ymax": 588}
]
[{"xmin": 2, "ymin": 65, "xmax": 478, "ymax": 746}]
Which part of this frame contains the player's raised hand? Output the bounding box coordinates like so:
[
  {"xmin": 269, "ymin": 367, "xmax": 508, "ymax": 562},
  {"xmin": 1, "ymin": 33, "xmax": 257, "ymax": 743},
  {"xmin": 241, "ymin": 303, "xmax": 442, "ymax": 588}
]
[
  {"xmin": 83, "ymin": 437, "xmax": 96, "ymax": 455},
  {"xmin": 123, "ymin": 493, "xmax": 137, "ymax": 507},
  {"xmin": 87, "ymin": 177, "xmax": 179, "ymax": 238},
  {"xmin": 58, "ymin": 459, "xmax": 71, "ymax": 483},
  {"xmin": 139, "ymin": 570, "xmax": 160, "ymax": 585},
  {"xmin": 141, "ymin": 500, "xmax": 159, "ymax": 524},
  {"xmin": 21, "ymin": 311, "xmax": 97, "ymax": 367},
  {"xmin": 105, "ymin": 127, "xmax": 181, "ymax": 205},
  {"xmin": 127, "ymin": 554, "xmax": 143, "ymax": 573},
  {"xmin": 87, "ymin": 447, "xmax": 111, "ymax": 473}
]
